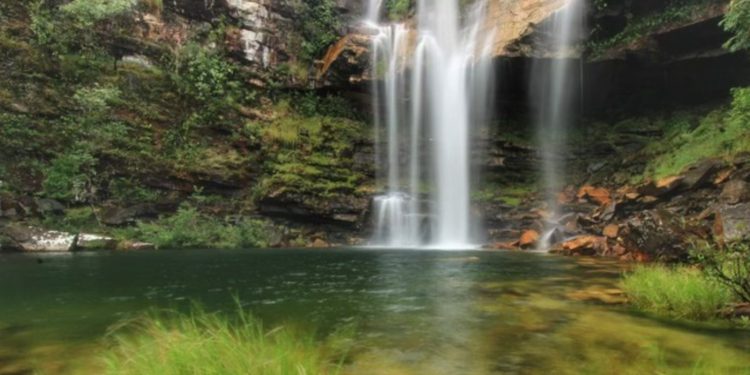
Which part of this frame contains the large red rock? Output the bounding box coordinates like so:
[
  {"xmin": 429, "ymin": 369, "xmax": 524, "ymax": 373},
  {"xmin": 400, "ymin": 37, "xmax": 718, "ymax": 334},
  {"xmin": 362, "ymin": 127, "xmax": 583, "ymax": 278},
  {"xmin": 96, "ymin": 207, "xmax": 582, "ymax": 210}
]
[
  {"xmin": 553, "ymin": 235, "xmax": 609, "ymax": 256},
  {"xmin": 577, "ymin": 185, "xmax": 612, "ymax": 206},
  {"xmin": 519, "ymin": 230, "xmax": 540, "ymax": 249},
  {"xmin": 603, "ymin": 224, "xmax": 620, "ymax": 239}
]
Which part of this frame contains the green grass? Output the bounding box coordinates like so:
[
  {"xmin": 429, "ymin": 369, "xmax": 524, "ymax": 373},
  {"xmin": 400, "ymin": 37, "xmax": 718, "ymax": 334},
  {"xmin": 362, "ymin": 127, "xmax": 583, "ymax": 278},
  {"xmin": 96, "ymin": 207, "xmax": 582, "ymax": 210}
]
[
  {"xmin": 621, "ymin": 265, "xmax": 734, "ymax": 320},
  {"xmin": 100, "ymin": 305, "xmax": 352, "ymax": 375}
]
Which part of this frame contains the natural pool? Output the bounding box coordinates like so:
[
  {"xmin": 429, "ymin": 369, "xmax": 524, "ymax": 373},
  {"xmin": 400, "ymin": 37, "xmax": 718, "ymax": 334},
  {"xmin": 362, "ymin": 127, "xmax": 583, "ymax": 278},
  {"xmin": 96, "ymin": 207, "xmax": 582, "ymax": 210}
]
[{"xmin": 0, "ymin": 249, "xmax": 748, "ymax": 374}]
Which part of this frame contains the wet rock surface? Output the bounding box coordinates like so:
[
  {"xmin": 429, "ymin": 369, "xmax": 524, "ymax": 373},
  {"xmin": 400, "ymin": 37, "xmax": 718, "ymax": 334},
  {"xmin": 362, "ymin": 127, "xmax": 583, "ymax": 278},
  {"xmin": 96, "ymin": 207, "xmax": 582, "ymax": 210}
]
[{"xmin": 1, "ymin": 225, "xmax": 77, "ymax": 252}]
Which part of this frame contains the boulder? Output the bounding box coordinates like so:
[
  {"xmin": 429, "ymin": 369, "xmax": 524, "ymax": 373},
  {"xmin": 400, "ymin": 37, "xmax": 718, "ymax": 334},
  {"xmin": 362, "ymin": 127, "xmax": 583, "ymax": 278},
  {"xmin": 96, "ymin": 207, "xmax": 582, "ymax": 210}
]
[
  {"xmin": 620, "ymin": 209, "xmax": 692, "ymax": 261},
  {"xmin": 100, "ymin": 204, "xmax": 161, "ymax": 226},
  {"xmin": 713, "ymin": 203, "xmax": 750, "ymax": 243},
  {"xmin": 637, "ymin": 176, "xmax": 683, "ymax": 197},
  {"xmin": 1, "ymin": 225, "xmax": 77, "ymax": 252},
  {"xmin": 603, "ymin": 224, "xmax": 620, "ymax": 239},
  {"xmin": 519, "ymin": 229, "xmax": 540, "ymax": 249},
  {"xmin": 34, "ymin": 198, "xmax": 65, "ymax": 216},
  {"xmin": 76, "ymin": 234, "xmax": 118, "ymax": 250},
  {"xmin": 310, "ymin": 238, "xmax": 330, "ymax": 248},
  {"xmin": 557, "ymin": 186, "xmax": 577, "ymax": 205},
  {"xmin": 719, "ymin": 179, "xmax": 750, "ymax": 205},
  {"xmin": 679, "ymin": 159, "xmax": 724, "ymax": 191},
  {"xmin": 0, "ymin": 234, "xmax": 20, "ymax": 252},
  {"xmin": 577, "ymin": 185, "xmax": 612, "ymax": 206},
  {"xmin": 552, "ymin": 235, "xmax": 608, "ymax": 256}
]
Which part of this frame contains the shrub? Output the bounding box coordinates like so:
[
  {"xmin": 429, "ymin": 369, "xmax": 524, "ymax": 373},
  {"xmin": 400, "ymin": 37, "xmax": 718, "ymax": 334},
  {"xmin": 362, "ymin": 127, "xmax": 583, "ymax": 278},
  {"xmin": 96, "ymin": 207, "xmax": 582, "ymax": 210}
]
[
  {"xmin": 101, "ymin": 305, "xmax": 351, "ymax": 375},
  {"xmin": 293, "ymin": 0, "xmax": 342, "ymax": 61},
  {"xmin": 173, "ymin": 43, "xmax": 238, "ymax": 105},
  {"xmin": 722, "ymin": 0, "xmax": 750, "ymax": 52},
  {"xmin": 42, "ymin": 149, "xmax": 96, "ymax": 202},
  {"xmin": 621, "ymin": 265, "xmax": 733, "ymax": 320},
  {"xmin": 73, "ymin": 85, "xmax": 122, "ymax": 114},
  {"xmin": 386, "ymin": 0, "xmax": 411, "ymax": 21},
  {"xmin": 134, "ymin": 205, "xmax": 272, "ymax": 249},
  {"xmin": 693, "ymin": 243, "xmax": 750, "ymax": 303},
  {"xmin": 61, "ymin": 0, "xmax": 136, "ymax": 27}
]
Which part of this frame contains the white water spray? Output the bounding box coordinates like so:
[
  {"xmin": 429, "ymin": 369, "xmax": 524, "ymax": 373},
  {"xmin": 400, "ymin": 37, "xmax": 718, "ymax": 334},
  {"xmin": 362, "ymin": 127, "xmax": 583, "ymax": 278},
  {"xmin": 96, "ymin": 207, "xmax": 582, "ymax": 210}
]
[
  {"xmin": 368, "ymin": 0, "xmax": 495, "ymax": 249},
  {"xmin": 532, "ymin": 0, "xmax": 585, "ymax": 250}
]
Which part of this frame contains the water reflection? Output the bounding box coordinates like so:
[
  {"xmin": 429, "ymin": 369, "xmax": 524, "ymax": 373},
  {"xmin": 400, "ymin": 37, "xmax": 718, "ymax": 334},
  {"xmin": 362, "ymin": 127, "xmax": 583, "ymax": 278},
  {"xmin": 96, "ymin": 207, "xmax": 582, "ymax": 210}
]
[{"xmin": 0, "ymin": 250, "xmax": 748, "ymax": 374}]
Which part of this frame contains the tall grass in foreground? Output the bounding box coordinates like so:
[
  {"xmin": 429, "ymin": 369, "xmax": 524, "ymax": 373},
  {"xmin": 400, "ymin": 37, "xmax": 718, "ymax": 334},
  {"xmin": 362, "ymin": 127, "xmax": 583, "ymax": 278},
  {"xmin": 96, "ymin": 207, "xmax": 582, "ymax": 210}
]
[
  {"xmin": 621, "ymin": 266, "xmax": 733, "ymax": 320},
  {"xmin": 101, "ymin": 306, "xmax": 352, "ymax": 375}
]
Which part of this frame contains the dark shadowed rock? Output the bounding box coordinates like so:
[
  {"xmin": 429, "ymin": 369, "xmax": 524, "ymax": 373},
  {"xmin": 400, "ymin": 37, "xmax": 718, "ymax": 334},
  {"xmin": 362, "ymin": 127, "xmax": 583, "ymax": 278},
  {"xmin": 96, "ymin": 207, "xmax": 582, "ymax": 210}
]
[
  {"xmin": 619, "ymin": 209, "xmax": 693, "ymax": 261},
  {"xmin": 679, "ymin": 159, "xmax": 724, "ymax": 191},
  {"xmin": 713, "ymin": 203, "xmax": 750, "ymax": 243},
  {"xmin": 100, "ymin": 204, "xmax": 163, "ymax": 226},
  {"xmin": 720, "ymin": 179, "xmax": 750, "ymax": 205},
  {"xmin": 34, "ymin": 198, "xmax": 65, "ymax": 216},
  {"xmin": 637, "ymin": 176, "xmax": 683, "ymax": 197}
]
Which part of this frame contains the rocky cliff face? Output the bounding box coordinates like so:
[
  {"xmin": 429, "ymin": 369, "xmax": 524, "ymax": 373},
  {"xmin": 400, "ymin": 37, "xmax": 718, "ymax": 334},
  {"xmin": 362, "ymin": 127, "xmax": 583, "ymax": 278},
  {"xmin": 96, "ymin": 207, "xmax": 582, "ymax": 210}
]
[{"xmin": 1, "ymin": 0, "xmax": 747, "ymax": 252}]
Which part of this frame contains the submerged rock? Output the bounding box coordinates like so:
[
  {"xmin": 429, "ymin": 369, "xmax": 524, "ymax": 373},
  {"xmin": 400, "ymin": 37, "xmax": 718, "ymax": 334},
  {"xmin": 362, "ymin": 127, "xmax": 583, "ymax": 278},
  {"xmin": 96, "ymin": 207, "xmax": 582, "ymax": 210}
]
[
  {"xmin": 76, "ymin": 234, "xmax": 118, "ymax": 250},
  {"xmin": 117, "ymin": 241, "xmax": 156, "ymax": 251}
]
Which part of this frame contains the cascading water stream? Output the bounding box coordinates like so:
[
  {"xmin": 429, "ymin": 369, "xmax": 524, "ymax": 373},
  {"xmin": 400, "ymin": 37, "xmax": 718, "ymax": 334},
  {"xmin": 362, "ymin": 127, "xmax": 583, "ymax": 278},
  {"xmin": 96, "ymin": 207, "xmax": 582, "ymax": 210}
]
[
  {"xmin": 367, "ymin": 0, "xmax": 495, "ymax": 249},
  {"xmin": 532, "ymin": 0, "xmax": 585, "ymax": 250}
]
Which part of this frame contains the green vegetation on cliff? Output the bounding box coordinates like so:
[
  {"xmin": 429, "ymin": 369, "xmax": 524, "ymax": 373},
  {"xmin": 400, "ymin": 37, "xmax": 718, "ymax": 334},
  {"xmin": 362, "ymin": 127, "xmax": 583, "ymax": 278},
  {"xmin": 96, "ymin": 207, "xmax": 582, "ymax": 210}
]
[
  {"xmin": 723, "ymin": 0, "xmax": 750, "ymax": 51},
  {"xmin": 588, "ymin": 0, "xmax": 716, "ymax": 57},
  {"xmin": 131, "ymin": 204, "xmax": 273, "ymax": 249},
  {"xmin": 292, "ymin": 0, "xmax": 343, "ymax": 62},
  {"xmin": 0, "ymin": 0, "xmax": 368, "ymax": 246},
  {"xmin": 639, "ymin": 88, "xmax": 750, "ymax": 180}
]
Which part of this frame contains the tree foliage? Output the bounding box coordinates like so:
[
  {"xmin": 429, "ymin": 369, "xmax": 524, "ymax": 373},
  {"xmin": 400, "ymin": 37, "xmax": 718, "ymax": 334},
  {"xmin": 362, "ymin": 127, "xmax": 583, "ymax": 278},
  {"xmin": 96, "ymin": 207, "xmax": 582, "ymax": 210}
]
[
  {"xmin": 722, "ymin": 0, "xmax": 750, "ymax": 51},
  {"xmin": 60, "ymin": 0, "xmax": 136, "ymax": 27},
  {"xmin": 693, "ymin": 243, "xmax": 750, "ymax": 303},
  {"xmin": 293, "ymin": 0, "xmax": 341, "ymax": 61}
]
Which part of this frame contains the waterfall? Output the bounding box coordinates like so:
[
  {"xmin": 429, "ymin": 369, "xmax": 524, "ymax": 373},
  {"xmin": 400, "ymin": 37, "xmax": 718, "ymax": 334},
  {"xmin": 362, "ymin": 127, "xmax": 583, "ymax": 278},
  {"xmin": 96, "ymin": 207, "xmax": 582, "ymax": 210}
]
[
  {"xmin": 531, "ymin": 0, "xmax": 585, "ymax": 250},
  {"xmin": 368, "ymin": 0, "xmax": 495, "ymax": 249}
]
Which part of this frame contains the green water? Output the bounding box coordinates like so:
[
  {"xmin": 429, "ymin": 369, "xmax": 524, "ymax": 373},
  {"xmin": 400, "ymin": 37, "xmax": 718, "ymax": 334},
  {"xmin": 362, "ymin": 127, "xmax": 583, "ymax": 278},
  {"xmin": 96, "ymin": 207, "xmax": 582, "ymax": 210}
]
[{"xmin": 0, "ymin": 249, "xmax": 748, "ymax": 374}]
